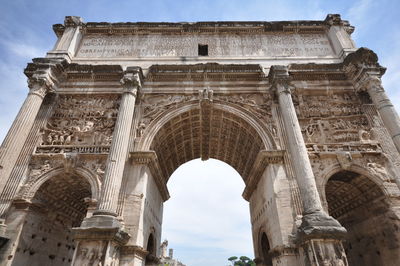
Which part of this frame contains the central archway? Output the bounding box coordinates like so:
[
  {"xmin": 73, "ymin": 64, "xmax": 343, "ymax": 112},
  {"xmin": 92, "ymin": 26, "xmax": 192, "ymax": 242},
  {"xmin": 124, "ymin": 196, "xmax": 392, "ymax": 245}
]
[
  {"xmin": 149, "ymin": 105, "xmax": 269, "ymax": 183},
  {"xmin": 161, "ymin": 158, "xmax": 253, "ymax": 265},
  {"xmin": 134, "ymin": 103, "xmax": 286, "ymax": 265}
]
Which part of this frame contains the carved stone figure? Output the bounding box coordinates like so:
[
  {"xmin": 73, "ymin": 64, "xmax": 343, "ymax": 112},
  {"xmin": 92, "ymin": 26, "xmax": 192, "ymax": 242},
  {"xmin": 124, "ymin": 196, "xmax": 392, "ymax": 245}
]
[{"xmin": 38, "ymin": 95, "xmax": 120, "ymax": 153}]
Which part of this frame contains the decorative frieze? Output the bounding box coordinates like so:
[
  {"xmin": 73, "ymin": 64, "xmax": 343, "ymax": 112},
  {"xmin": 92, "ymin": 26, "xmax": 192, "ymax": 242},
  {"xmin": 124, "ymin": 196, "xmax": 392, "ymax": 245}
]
[{"xmin": 36, "ymin": 95, "xmax": 120, "ymax": 155}]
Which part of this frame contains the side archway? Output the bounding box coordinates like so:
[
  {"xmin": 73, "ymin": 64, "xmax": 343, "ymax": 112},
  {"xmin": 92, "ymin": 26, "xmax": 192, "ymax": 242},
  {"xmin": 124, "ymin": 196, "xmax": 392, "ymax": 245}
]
[
  {"xmin": 21, "ymin": 167, "xmax": 101, "ymax": 202},
  {"xmin": 324, "ymin": 169, "xmax": 400, "ymax": 265},
  {"xmin": 10, "ymin": 170, "xmax": 93, "ymax": 266},
  {"xmin": 260, "ymin": 232, "xmax": 273, "ymax": 266},
  {"xmin": 145, "ymin": 233, "xmax": 157, "ymax": 265}
]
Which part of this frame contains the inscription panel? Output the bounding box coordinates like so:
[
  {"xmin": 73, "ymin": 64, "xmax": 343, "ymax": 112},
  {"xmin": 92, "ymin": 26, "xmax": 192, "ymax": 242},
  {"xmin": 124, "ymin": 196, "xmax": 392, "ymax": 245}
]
[{"xmin": 76, "ymin": 34, "xmax": 335, "ymax": 58}]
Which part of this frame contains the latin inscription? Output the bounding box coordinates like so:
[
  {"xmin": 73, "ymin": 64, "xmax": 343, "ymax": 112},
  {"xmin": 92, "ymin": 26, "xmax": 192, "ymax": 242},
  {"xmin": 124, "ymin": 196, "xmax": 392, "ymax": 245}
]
[{"xmin": 76, "ymin": 34, "xmax": 334, "ymax": 58}]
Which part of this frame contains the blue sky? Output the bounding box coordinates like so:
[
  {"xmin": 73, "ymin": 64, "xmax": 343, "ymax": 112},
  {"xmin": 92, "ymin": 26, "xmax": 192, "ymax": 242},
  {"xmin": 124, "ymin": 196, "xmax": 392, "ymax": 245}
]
[{"xmin": 1, "ymin": 1, "xmax": 400, "ymax": 265}]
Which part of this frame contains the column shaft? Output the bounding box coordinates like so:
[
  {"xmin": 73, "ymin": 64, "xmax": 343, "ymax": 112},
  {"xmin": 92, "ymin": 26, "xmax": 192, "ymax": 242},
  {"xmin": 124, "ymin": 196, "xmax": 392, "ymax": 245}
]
[
  {"xmin": 276, "ymin": 83, "xmax": 323, "ymax": 214},
  {"xmin": 0, "ymin": 87, "xmax": 48, "ymax": 195},
  {"xmin": 96, "ymin": 69, "xmax": 141, "ymax": 216},
  {"xmin": 367, "ymin": 83, "xmax": 400, "ymax": 153}
]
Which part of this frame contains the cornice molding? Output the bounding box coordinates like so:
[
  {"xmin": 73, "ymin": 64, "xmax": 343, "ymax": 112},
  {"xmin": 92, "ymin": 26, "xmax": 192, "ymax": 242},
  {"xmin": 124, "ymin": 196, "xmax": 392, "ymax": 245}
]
[
  {"xmin": 24, "ymin": 58, "xmax": 68, "ymax": 96},
  {"xmin": 52, "ymin": 14, "xmax": 352, "ymax": 37},
  {"xmin": 129, "ymin": 151, "xmax": 170, "ymax": 201},
  {"xmin": 288, "ymin": 63, "xmax": 347, "ymax": 81},
  {"xmin": 342, "ymin": 48, "xmax": 386, "ymax": 91},
  {"xmin": 242, "ymin": 150, "xmax": 285, "ymax": 201},
  {"xmin": 64, "ymin": 64, "xmax": 124, "ymax": 82},
  {"xmin": 120, "ymin": 245, "xmax": 149, "ymax": 258},
  {"xmin": 146, "ymin": 63, "xmax": 265, "ymax": 82}
]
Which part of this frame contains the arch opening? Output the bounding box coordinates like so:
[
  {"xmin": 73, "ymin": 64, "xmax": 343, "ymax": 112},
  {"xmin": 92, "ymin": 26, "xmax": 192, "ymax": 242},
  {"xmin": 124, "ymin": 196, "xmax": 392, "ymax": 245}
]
[
  {"xmin": 161, "ymin": 159, "xmax": 254, "ymax": 265},
  {"xmin": 260, "ymin": 233, "xmax": 272, "ymax": 266},
  {"xmin": 150, "ymin": 107, "xmax": 266, "ymax": 184},
  {"xmin": 12, "ymin": 173, "xmax": 91, "ymax": 266},
  {"xmin": 145, "ymin": 233, "xmax": 157, "ymax": 265},
  {"xmin": 325, "ymin": 170, "xmax": 400, "ymax": 266},
  {"xmin": 145, "ymin": 106, "xmax": 272, "ymax": 264}
]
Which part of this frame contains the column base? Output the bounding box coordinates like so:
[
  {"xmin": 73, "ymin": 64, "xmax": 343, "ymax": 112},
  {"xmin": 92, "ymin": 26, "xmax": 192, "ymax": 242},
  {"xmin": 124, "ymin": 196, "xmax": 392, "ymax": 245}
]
[
  {"xmin": 0, "ymin": 219, "xmax": 8, "ymax": 250},
  {"xmin": 80, "ymin": 214, "xmax": 123, "ymax": 229},
  {"xmin": 298, "ymin": 211, "xmax": 347, "ymax": 240},
  {"xmin": 120, "ymin": 245, "xmax": 149, "ymax": 266},
  {"xmin": 300, "ymin": 239, "xmax": 348, "ymax": 266},
  {"xmin": 72, "ymin": 217, "xmax": 131, "ymax": 266}
]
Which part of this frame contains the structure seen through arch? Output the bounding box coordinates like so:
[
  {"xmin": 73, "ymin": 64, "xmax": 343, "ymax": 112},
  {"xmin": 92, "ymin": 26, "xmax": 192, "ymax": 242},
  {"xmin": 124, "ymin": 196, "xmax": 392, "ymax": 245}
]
[{"xmin": 162, "ymin": 158, "xmax": 253, "ymax": 265}]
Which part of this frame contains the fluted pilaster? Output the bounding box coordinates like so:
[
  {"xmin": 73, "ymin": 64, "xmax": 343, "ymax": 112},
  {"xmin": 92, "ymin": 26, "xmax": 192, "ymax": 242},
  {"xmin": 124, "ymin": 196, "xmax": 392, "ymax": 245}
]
[
  {"xmin": 95, "ymin": 67, "xmax": 142, "ymax": 216},
  {"xmin": 344, "ymin": 48, "xmax": 400, "ymax": 153},
  {"xmin": 0, "ymin": 75, "xmax": 55, "ymax": 196},
  {"xmin": 363, "ymin": 77, "xmax": 400, "ymax": 153}
]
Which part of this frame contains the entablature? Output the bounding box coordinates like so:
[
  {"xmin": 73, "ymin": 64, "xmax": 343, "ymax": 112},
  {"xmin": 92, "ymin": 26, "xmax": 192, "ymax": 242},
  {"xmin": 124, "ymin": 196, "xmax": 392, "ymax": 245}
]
[{"xmin": 53, "ymin": 14, "xmax": 352, "ymax": 36}]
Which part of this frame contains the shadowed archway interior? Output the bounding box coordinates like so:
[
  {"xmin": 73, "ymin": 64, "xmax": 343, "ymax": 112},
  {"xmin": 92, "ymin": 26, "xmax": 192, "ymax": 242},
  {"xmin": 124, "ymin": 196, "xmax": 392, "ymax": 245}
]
[
  {"xmin": 261, "ymin": 232, "xmax": 272, "ymax": 266},
  {"xmin": 151, "ymin": 107, "xmax": 264, "ymax": 183},
  {"xmin": 325, "ymin": 170, "xmax": 399, "ymax": 266},
  {"xmin": 12, "ymin": 173, "xmax": 91, "ymax": 266}
]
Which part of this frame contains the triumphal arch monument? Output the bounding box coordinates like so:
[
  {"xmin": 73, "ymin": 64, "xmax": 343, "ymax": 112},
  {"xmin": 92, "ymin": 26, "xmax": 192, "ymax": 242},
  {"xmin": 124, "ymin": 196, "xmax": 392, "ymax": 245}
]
[{"xmin": 0, "ymin": 14, "xmax": 400, "ymax": 266}]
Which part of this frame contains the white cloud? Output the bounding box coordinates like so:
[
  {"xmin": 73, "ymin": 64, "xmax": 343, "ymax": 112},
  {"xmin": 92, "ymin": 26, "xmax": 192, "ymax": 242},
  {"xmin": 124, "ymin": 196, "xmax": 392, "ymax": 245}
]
[
  {"xmin": 379, "ymin": 32, "xmax": 400, "ymax": 113},
  {"xmin": 347, "ymin": 0, "xmax": 374, "ymax": 23},
  {"xmin": 2, "ymin": 41, "xmax": 45, "ymax": 59},
  {"xmin": 0, "ymin": 62, "xmax": 27, "ymax": 142},
  {"xmin": 0, "ymin": 20, "xmax": 50, "ymax": 143}
]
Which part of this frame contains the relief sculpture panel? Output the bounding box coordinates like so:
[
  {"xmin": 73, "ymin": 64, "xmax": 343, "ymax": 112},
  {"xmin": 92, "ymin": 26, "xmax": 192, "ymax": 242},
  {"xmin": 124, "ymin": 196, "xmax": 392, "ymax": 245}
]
[
  {"xmin": 36, "ymin": 95, "xmax": 120, "ymax": 154},
  {"xmin": 294, "ymin": 91, "xmax": 381, "ymax": 154}
]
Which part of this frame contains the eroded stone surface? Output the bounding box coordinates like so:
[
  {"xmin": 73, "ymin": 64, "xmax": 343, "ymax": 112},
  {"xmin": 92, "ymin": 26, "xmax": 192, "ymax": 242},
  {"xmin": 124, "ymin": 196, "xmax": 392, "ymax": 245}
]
[{"xmin": 0, "ymin": 14, "xmax": 399, "ymax": 266}]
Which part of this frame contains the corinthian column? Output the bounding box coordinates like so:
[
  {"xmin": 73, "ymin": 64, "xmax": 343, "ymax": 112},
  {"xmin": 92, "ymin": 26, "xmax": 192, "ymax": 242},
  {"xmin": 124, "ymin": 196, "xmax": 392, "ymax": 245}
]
[
  {"xmin": 94, "ymin": 67, "xmax": 142, "ymax": 217},
  {"xmin": 0, "ymin": 65, "xmax": 60, "ymax": 196},
  {"xmin": 362, "ymin": 76, "xmax": 400, "ymax": 153},
  {"xmin": 344, "ymin": 48, "xmax": 400, "ymax": 153},
  {"xmin": 269, "ymin": 66, "xmax": 346, "ymax": 239}
]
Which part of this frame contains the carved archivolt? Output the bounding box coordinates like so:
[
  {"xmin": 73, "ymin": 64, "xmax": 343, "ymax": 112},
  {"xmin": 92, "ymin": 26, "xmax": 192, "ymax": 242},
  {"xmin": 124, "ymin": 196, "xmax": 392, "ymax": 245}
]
[
  {"xmin": 137, "ymin": 93, "xmax": 276, "ymax": 151},
  {"xmin": 16, "ymin": 155, "xmax": 103, "ymax": 201},
  {"xmin": 315, "ymin": 157, "xmax": 397, "ymax": 200}
]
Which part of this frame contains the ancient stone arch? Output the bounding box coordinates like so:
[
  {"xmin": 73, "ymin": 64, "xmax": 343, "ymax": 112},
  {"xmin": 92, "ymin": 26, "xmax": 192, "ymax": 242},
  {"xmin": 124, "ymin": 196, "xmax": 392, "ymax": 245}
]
[
  {"xmin": 0, "ymin": 14, "xmax": 400, "ymax": 266},
  {"xmin": 7, "ymin": 170, "xmax": 93, "ymax": 266},
  {"xmin": 324, "ymin": 169, "xmax": 400, "ymax": 265}
]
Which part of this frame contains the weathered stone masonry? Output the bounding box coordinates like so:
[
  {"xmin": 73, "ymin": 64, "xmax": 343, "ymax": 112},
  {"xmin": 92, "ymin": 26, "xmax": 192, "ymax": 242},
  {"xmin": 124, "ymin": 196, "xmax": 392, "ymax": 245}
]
[{"xmin": 0, "ymin": 14, "xmax": 399, "ymax": 266}]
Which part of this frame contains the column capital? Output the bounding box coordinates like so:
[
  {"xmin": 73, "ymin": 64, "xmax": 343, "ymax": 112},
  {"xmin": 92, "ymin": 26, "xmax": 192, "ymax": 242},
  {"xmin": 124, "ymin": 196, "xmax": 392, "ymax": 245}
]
[
  {"xmin": 268, "ymin": 65, "xmax": 292, "ymax": 96},
  {"xmin": 64, "ymin": 16, "xmax": 84, "ymax": 27},
  {"xmin": 27, "ymin": 75, "xmax": 55, "ymax": 98},
  {"xmin": 25, "ymin": 58, "xmax": 67, "ymax": 97},
  {"xmin": 129, "ymin": 151, "xmax": 157, "ymax": 165},
  {"xmin": 343, "ymin": 48, "xmax": 386, "ymax": 87},
  {"xmin": 129, "ymin": 150, "xmax": 170, "ymax": 202},
  {"xmin": 120, "ymin": 67, "xmax": 143, "ymax": 96},
  {"xmin": 355, "ymin": 74, "xmax": 383, "ymax": 93}
]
